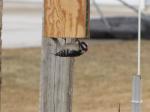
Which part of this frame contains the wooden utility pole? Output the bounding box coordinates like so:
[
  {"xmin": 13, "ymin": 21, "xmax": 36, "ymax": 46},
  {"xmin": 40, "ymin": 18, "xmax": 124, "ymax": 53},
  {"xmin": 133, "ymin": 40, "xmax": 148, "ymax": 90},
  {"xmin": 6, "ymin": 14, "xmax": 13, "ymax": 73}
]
[
  {"xmin": 0, "ymin": 0, "xmax": 2, "ymax": 111},
  {"xmin": 41, "ymin": 0, "xmax": 89, "ymax": 112},
  {"xmin": 44, "ymin": 0, "xmax": 89, "ymax": 38},
  {"xmin": 40, "ymin": 38, "xmax": 74, "ymax": 112}
]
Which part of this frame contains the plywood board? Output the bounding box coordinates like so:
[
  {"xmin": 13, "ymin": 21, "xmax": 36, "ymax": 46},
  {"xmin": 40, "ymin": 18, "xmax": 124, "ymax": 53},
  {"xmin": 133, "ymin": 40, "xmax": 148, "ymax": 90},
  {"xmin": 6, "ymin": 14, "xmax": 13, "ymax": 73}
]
[{"xmin": 44, "ymin": 0, "xmax": 89, "ymax": 38}]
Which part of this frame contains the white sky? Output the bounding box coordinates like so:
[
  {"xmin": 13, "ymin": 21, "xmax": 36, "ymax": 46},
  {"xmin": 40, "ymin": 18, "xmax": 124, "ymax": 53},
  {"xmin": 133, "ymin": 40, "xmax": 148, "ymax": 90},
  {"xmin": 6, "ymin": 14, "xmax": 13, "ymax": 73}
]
[
  {"xmin": 94, "ymin": 0, "xmax": 150, "ymax": 5},
  {"xmin": 4, "ymin": 0, "xmax": 150, "ymax": 4}
]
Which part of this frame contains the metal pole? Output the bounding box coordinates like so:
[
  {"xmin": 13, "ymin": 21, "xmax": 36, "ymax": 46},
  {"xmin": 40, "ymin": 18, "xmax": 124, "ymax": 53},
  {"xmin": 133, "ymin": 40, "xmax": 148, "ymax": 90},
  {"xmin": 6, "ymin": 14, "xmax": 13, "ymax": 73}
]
[
  {"xmin": 132, "ymin": 0, "xmax": 142, "ymax": 112},
  {"xmin": 141, "ymin": 0, "xmax": 145, "ymax": 10},
  {"xmin": 132, "ymin": 75, "xmax": 142, "ymax": 112},
  {"xmin": 137, "ymin": 0, "xmax": 142, "ymax": 76}
]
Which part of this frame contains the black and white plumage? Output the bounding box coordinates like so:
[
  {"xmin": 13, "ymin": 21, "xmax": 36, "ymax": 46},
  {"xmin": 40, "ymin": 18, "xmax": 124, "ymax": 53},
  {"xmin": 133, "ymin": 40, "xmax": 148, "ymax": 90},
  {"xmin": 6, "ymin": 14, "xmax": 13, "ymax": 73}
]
[{"xmin": 55, "ymin": 40, "xmax": 88, "ymax": 57}]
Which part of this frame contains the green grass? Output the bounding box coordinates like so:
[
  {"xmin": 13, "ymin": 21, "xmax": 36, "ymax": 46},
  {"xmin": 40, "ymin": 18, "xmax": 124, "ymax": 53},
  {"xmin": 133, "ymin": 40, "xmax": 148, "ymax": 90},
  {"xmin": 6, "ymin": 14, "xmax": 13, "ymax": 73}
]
[{"xmin": 2, "ymin": 40, "xmax": 150, "ymax": 112}]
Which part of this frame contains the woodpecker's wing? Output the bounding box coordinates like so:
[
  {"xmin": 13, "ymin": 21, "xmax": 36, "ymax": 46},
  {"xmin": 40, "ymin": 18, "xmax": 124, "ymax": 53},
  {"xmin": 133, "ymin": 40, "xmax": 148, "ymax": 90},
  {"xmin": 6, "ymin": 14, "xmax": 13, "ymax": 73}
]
[{"xmin": 59, "ymin": 43, "xmax": 80, "ymax": 51}]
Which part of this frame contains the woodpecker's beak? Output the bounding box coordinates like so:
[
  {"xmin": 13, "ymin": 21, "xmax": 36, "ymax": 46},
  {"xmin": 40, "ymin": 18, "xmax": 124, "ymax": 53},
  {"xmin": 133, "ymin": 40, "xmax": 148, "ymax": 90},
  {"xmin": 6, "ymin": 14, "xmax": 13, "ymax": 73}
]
[{"xmin": 80, "ymin": 42, "xmax": 88, "ymax": 52}]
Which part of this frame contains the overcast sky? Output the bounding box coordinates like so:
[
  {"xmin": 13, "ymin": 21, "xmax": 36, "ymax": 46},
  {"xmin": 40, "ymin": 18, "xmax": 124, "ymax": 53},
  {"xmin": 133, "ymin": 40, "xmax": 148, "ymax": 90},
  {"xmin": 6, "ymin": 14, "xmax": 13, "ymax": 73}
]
[
  {"xmin": 4, "ymin": 0, "xmax": 150, "ymax": 5},
  {"xmin": 95, "ymin": 0, "xmax": 150, "ymax": 5}
]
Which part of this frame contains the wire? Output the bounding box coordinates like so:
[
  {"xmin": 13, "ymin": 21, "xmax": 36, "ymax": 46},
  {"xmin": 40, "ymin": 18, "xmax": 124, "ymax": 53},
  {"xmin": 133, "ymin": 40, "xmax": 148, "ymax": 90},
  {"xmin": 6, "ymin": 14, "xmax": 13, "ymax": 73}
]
[
  {"xmin": 92, "ymin": 0, "xmax": 112, "ymax": 30},
  {"xmin": 116, "ymin": 0, "xmax": 146, "ymax": 17},
  {"xmin": 116, "ymin": 0, "xmax": 138, "ymax": 13}
]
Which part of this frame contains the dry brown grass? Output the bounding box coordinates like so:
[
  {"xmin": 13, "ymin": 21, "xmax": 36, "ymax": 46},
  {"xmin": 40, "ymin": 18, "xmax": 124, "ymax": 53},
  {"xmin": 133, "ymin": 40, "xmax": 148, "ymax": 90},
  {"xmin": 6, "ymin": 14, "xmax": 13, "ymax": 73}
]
[
  {"xmin": 1, "ymin": 40, "xmax": 150, "ymax": 112},
  {"xmin": 2, "ymin": 48, "xmax": 40, "ymax": 112}
]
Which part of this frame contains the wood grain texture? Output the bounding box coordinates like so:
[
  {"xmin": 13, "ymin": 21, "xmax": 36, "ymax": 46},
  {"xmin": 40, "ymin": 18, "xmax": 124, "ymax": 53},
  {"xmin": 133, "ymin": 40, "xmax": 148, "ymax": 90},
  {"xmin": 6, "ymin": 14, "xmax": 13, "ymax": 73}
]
[
  {"xmin": 40, "ymin": 38, "xmax": 74, "ymax": 112},
  {"xmin": 44, "ymin": 0, "xmax": 89, "ymax": 38}
]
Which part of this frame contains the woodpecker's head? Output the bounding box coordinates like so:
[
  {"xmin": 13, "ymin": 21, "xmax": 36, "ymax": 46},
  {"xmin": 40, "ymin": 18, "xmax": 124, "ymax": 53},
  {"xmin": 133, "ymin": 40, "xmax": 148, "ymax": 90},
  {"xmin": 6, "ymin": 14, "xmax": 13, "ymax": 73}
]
[{"xmin": 79, "ymin": 41, "xmax": 88, "ymax": 52}]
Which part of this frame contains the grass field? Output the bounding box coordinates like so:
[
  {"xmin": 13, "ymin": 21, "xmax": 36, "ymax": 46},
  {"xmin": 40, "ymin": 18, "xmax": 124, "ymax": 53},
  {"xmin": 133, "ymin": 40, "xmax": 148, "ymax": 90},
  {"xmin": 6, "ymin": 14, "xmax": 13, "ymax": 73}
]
[{"xmin": 1, "ymin": 40, "xmax": 150, "ymax": 112}]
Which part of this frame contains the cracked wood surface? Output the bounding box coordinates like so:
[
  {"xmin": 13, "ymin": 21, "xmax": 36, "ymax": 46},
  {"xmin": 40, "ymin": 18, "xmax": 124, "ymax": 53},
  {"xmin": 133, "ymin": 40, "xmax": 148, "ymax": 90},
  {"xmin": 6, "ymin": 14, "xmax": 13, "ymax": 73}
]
[
  {"xmin": 40, "ymin": 38, "xmax": 74, "ymax": 112},
  {"xmin": 44, "ymin": 0, "xmax": 89, "ymax": 38}
]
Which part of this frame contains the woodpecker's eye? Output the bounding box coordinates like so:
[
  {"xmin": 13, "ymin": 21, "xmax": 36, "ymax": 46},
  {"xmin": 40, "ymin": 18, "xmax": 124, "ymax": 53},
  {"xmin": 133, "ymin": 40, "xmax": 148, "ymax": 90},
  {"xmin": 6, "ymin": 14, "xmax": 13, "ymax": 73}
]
[{"xmin": 80, "ymin": 42, "xmax": 88, "ymax": 51}]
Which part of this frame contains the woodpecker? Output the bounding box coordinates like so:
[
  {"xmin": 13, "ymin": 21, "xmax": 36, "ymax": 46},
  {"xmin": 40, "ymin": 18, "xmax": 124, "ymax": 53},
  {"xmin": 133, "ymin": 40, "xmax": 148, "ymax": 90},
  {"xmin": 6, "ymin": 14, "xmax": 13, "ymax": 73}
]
[{"xmin": 55, "ymin": 39, "xmax": 88, "ymax": 57}]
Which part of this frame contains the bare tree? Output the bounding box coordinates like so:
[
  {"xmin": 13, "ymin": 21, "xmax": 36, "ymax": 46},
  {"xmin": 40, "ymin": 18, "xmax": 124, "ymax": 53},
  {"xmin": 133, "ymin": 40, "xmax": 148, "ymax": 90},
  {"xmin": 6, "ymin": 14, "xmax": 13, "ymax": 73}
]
[{"xmin": 0, "ymin": 0, "xmax": 2, "ymax": 111}]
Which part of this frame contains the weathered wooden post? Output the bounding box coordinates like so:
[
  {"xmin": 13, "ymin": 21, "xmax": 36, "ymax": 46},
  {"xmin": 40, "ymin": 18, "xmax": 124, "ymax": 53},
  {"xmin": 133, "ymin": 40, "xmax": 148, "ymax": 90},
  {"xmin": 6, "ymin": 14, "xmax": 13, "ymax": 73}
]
[
  {"xmin": 41, "ymin": 0, "xmax": 89, "ymax": 112},
  {"xmin": 0, "ymin": 0, "xmax": 2, "ymax": 111}
]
